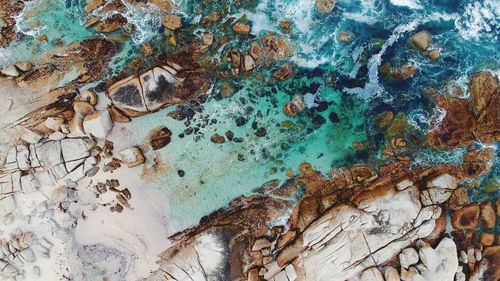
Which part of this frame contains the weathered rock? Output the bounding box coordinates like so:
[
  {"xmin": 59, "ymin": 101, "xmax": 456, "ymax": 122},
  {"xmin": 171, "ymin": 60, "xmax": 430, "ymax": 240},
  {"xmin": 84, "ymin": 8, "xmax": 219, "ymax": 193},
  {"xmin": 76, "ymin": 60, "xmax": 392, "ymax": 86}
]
[
  {"xmin": 118, "ymin": 146, "xmax": 145, "ymax": 167},
  {"xmin": 45, "ymin": 117, "xmax": 64, "ymax": 131},
  {"xmin": 83, "ymin": 110, "xmax": 114, "ymax": 139},
  {"xmin": 19, "ymin": 127, "xmax": 42, "ymax": 144},
  {"xmin": 148, "ymin": 0, "xmax": 172, "ymax": 10},
  {"xmin": 315, "ymin": 0, "xmax": 336, "ymax": 13},
  {"xmin": 338, "ymin": 31, "xmax": 354, "ymax": 42},
  {"xmin": 233, "ymin": 23, "xmax": 250, "ymax": 34},
  {"xmin": 109, "ymin": 106, "xmax": 131, "ymax": 123},
  {"xmin": 243, "ymin": 55, "xmax": 256, "ymax": 71},
  {"xmin": 78, "ymin": 89, "xmax": 98, "ymax": 106},
  {"xmin": 426, "ymin": 49, "xmax": 440, "ymax": 60},
  {"xmin": 400, "ymin": 247, "xmax": 419, "ymax": 269},
  {"xmin": 419, "ymin": 237, "xmax": 458, "ymax": 281},
  {"xmin": 1, "ymin": 65, "xmax": 19, "ymax": 77},
  {"xmin": 273, "ymin": 64, "xmax": 293, "ymax": 81},
  {"xmin": 210, "ymin": 133, "xmax": 225, "ymax": 144},
  {"xmin": 95, "ymin": 14, "xmax": 127, "ymax": 32},
  {"xmin": 149, "ymin": 127, "xmax": 172, "ymax": 150},
  {"xmin": 162, "ymin": 14, "xmax": 182, "ymax": 30},
  {"xmin": 480, "ymin": 232, "xmax": 495, "ymax": 246},
  {"xmin": 448, "ymin": 187, "xmax": 468, "ymax": 210},
  {"xmin": 429, "ymin": 71, "xmax": 499, "ymax": 147},
  {"xmin": 451, "ymin": 204, "xmax": 480, "ymax": 230},
  {"xmin": 470, "ymin": 246, "xmax": 500, "ymax": 281},
  {"xmin": 480, "ymin": 201, "xmax": 496, "ymax": 228},
  {"xmin": 15, "ymin": 62, "xmax": 33, "ymax": 72},
  {"xmin": 411, "ymin": 31, "xmax": 431, "ymax": 51}
]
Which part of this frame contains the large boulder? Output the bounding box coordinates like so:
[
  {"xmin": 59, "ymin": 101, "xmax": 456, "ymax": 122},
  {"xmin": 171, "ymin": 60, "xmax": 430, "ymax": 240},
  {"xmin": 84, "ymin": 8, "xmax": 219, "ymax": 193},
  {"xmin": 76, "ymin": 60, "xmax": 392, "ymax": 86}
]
[
  {"xmin": 411, "ymin": 31, "xmax": 431, "ymax": 51},
  {"xmin": 108, "ymin": 58, "xmax": 209, "ymax": 117},
  {"xmin": 315, "ymin": 0, "xmax": 336, "ymax": 13}
]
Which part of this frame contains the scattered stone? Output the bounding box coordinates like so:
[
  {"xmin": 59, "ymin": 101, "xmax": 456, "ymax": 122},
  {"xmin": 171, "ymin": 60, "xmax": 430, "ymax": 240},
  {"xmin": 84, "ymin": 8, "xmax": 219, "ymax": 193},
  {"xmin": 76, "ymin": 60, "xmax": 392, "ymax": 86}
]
[
  {"xmin": 162, "ymin": 14, "xmax": 182, "ymax": 30},
  {"xmin": 255, "ymin": 128, "xmax": 267, "ymax": 137},
  {"xmin": 235, "ymin": 117, "xmax": 247, "ymax": 126},
  {"xmin": 150, "ymin": 127, "xmax": 172, "ymax": 150},
  {"xmin": 411, "ymin": 31, "xmax": 431, "ymax": 51},
  {"xmin": 233, "ymin": 23, "xmax": 250, "ymax": 34},
  {"xmin": 283, "ymin": 102, "xmax": 298, "ymax": 117},
  {"xmin": 279, "ymin": 19, "xmax": 291, "ymax": 30},
  {"xmin": 315, "ymin": 0, "xmax": 336, "ymax": 13},
  {"xmin": 37, "ymin": 34, "xmax": 48, "ymax": 42},
  {"xmin": 252, "ymin": 238, "xmax": 271, "ymax": 251},
  {"xmin": 203, "ymin": 32, "xmax": 214, "ymax": 45},
  {"xmin": 177, "ymin": 170, "xmax": 185, "ymax": 177},
  {"xmin": 480, "ymin": 201, "xmax": 496, "ymax": 228},
  {"xmin": 210, "ymin": 133, "xmax": 225, "ymax": 144},
  {"xmin": 143, "ymin": 43, "xmax": 153, "ymax": 56},
  {"xmin": 225, "ymin": 130, "xmax": 234, "ymax": 141},
  {"xmin": 118, "ymin": 147, "xmax": 145, "ymax": 167},
  {"xmin": 243, "ymin": 55, "xmax": 256, "ymax": 71},
  {"xmin": 273, "ymin": 64, "xmax": 293, "ymax": 81},
  {"xmin": 426, "ymin": 49, "xmax": 440, "ymax": 60},
  {"xmin": 338, "ymin": 31, "xmax": 354, "ymax": 43},
  {"xmin": 448, "ymin": 187, "xmax": 468, "ymax": 210},
  {"xmin": 83, "ymin": 110, "xmax": 114, "ymax": 139},
  {"xmin": 451, "ymin": 204, "xmax": 480, "ymax": 230}
]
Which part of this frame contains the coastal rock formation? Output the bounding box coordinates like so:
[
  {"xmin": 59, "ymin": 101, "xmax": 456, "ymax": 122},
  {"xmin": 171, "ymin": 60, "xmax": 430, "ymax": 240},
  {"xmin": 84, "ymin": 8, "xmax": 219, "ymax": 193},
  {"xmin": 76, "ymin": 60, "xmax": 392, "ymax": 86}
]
[
  {"xmin": 428, "ymin": 71, "xmax": 499, "ymax": 148},
  {"xmin": 146, "ymin": 162, "xmax": 474, "ymax": 281},
  {"xmin": 108, "ymin": 55, "xmax": 209, "ymax": 117}
]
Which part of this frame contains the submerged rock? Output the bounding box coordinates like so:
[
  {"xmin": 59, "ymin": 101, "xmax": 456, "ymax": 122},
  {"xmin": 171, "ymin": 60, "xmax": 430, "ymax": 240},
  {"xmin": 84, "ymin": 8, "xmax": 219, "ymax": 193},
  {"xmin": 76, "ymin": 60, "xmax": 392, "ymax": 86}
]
[
  {"xmin": 162, "ymin": 14, "xmax": 182, "ymax": 30},
  {"xmin": 315, "ymin": 0, "xmax": 336, "ymax": 13}
]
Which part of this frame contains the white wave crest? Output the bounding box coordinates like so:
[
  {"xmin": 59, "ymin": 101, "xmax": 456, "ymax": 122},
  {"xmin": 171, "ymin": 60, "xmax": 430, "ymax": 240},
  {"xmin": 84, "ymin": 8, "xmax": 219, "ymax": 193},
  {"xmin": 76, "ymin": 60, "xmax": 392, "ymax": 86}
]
[
  {"xmin": 455, "ymin": 0, "xmax": 500, "ymax": 41},
  {"xmin": 389, "ymin": 0, "xmax": 423, "ymax": 10}
]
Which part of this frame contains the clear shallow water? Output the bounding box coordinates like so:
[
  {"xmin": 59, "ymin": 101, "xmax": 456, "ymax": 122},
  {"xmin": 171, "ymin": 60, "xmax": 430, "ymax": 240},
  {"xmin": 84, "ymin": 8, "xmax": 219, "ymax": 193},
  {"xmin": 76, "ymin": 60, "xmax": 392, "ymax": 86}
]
[{"xmin": 2, "ymin": 0, "xmax": 499, "ymax": 227}]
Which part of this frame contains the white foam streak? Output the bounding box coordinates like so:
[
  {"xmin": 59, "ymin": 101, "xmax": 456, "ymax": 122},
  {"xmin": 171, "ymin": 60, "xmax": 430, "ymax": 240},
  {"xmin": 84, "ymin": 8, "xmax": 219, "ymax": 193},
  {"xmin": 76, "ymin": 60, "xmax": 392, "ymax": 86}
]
[
  {"xmin": 389, "ymin": 0, "xmax": 423, "ymax": 10},
  {"xmin": 455, "ymin": 0, "xmax": 500, "ymax": 41}
]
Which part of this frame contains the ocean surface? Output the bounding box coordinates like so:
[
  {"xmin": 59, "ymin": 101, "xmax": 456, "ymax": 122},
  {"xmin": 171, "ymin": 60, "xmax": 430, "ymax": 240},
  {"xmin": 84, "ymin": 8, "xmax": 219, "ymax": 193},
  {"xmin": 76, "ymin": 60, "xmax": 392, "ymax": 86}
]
[{"xmin": 1, "ymin": 0, "xmax": 499, "ymax": 228}]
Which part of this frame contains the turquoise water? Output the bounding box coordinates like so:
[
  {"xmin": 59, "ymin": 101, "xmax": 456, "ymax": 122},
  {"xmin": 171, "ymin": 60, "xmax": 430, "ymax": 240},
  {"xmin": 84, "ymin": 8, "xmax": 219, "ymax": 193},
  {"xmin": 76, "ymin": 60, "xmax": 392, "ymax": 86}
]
[{"xmin": 1, "ymin": 0, "xmax": 499, "ymax": 228}]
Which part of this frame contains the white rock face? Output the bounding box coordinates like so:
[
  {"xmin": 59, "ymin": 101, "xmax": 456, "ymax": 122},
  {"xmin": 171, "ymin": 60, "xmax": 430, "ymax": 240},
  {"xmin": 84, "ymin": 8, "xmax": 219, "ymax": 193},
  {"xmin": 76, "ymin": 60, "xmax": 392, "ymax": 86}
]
[
  {"xmin": 83, "ymin": 110, "xmax": 113, "ymax": 139},
  {"xmin": 418, "ymin": 238, "xmax": 458, "ymax": 281},
  {"xmin": 420, "ymin": 174, "xmax": 458, "ymax": 206},
  {"xmin": 19, "ymin": 127, "xmax": 42, "ymax": 144},
  {"xmin": 400, "ymin": 247, "xmax": 419, "ymax": 269}
]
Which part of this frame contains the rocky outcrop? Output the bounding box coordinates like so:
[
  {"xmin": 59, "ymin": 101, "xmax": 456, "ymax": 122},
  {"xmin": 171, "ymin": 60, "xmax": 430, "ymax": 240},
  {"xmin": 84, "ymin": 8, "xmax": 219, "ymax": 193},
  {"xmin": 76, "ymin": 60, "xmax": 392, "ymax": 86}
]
[
  {"xmin": 147, "ymin": 162, "xmax": 473, "ymax": 281},
  {"xmin": 108, "ymin": 55, "xmax": 209, "ymax": 117},
  {"xmin": 428, "ymin": 71, "xmax": 499, "ymax": 148}
]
